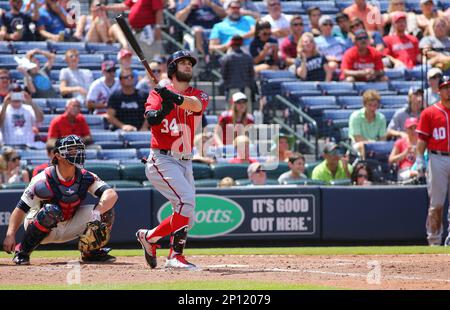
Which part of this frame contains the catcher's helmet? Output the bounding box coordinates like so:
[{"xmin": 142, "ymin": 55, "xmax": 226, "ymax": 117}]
[
  {"xmin": 53, "ymin": 135, "xmax": 86, "ymax": 168},
  {"xmin": 167, "ymin": 50, "xmax": 197, "ymax": 79}
]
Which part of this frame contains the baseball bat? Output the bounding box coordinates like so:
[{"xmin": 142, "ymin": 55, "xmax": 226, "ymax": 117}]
[{"xmin": 115, "ymin": 14, "xmax": 159, "ymax": 86}]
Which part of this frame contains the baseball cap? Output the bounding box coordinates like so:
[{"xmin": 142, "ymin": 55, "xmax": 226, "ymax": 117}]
[
  {"xmin": 232, "ymin": 91, "xmax": 247, "ymax": 103},
  {"xmin": 354, "ymin": 29, "xmax": 368, "ymax": 38},
  {"xmin": 323, "ymin": 142, "xmax": 344, "ymax": 156},
  {"xmin": 319, "ymin": 15, "xmax": 333, "ymax": 26},
  {"xmin": 439, "ymin": 76, "xmax": 450, "ymax": 89},
  {"xmin": 230, "ymin": 34, "xmax": 244, "ymax": 47},
  {"xmin": 408, "ymin": 86, "xmax": 424, "ymax": 95},
  {"xmin": 404, "ymin": 117, "xmax": 418, "ymax": 129},
  {"xmin": 428, "ymin": 67, "xmax": 443, "ymax": 79},
  {"xmin": 117, "ymin": 48, "xmax": 133, "ymax": 61},
  {"xmin": 101, "ymin": 60, "xmax": 116, "ymax": 71},
  {"xmin": 247, "ymin": 162, "xmax": 265, "ymax": 175},
  {"xmin": 391, "ymin": 11, "xmax": 407, "ymax": 23}
]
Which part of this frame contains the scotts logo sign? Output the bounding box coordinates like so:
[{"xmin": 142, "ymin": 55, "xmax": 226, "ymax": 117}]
[{"xmin": 157, "ymin": 194, "xmax": 245, "ymax": 238}]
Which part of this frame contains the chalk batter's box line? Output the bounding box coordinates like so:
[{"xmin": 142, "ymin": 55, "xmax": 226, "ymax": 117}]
[{"xmin": 223, "ymin": 194, "xmax": 317, "ymax": 236}]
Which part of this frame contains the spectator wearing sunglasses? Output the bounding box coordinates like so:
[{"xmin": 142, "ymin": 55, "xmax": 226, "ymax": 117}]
[
  {"xmin": 351, "ymin": 162, "xmax": 373, "ymax": 186},
  {"xmin": 136, "ymin": 60, "xmax": 164, "ymax": 94},
  {"xmin": 0, "ymin": 147, "xmax": 30, "ymax": 185},
  {"xmin": 250, "ymin": 20, "xmax": 280, "ymax": 73},
  {"xmin": 280, "ymin": 15, "xmax": 305, "ymax": 67},
  {"xmin": 340, "ymin": 29, "xmax": 387, "ymax": 82},
  {"xmin": 349, "ymin": 17, "xmax": 384, "ymax": 52},
  {"xmin": 87, "ymin": 60, "xmax": 120, "ymax": 115},
  {"xmin": 247, "ymin": 162, "xmax": 267, "ymax": 186}
]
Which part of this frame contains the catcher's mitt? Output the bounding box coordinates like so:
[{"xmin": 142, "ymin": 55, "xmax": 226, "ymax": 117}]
[{"xmin": 78, "ymin": 220, "xmax": 111, "ymax": 252}]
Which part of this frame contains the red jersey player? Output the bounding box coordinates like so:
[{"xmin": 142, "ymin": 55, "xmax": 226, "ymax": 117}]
[{"xmin": 136, "ymin": 50, "xmax": 208, "ymax": 269}]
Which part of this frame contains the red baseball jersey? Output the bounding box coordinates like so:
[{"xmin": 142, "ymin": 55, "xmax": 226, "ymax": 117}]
[
  {"xmin": 124, "ymin": 0, "xmax": 164, "ymax": 29},
  {"xmin": 416, "ymin": 102, "xmax": 450, "ymax": 152},
  {"xmin": 145, "ymin": 85, "xmax": 209, "ymax": 153},
  {"xmin": 340, "ymin": 46, "xmax": 384, "ymax": 81},
  {"xmin": 383, "ymin": 34, "xmax": 419, "ymax": 69}
]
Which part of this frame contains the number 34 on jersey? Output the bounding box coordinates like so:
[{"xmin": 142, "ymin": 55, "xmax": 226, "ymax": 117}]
[{"xmin": 160, "ymin": 118, "xmax": 180, "ymax": 135}]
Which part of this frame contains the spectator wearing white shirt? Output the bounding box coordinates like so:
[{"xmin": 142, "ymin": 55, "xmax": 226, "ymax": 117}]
[
  {"xmin": 261, "ymin": 0, "xmax": 291, "ymax": 45},
  {"xmin": 59, "ymin": 49, "xmax": 93, "ymax": 100},
  {"xmin": 86, "ymin": 60, "xmax": 120, "ymax": 115},
  {"xmin": 0, "ymin": 85, "xmax": 43, "ymax": 147}
]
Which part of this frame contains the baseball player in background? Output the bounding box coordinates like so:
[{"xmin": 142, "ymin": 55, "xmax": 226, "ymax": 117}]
[
  {"xmin": 2, "ymin": 135, "xmax": 118, "ymax": 264},
  {"xmin": 416, "ymin": 76, "xmax": 450, "ymax": 246},
  {"xmin": 136, "ymin": 50, "xmax": 209, "ymax": 269}
]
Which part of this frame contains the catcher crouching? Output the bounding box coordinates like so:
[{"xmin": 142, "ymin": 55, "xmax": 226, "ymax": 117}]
[{"xmin": 2, "ymin": 135, "xmax": 118, "ymax": 265}]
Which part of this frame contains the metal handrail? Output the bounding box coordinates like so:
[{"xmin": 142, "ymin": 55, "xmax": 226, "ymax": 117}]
[{"xmin": 275, "ymin": 95, "xmax": 319, "ymax": 160}]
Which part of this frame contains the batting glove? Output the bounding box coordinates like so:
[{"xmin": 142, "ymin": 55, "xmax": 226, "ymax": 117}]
[{"xmin": 155, "ymin": 87, "xmax": 184, "ymax": 106}]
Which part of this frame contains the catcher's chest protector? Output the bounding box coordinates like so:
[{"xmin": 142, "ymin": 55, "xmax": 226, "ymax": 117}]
[{"xmin": 36, "ymin": 167, "xmax": 95, "ymax": 221}]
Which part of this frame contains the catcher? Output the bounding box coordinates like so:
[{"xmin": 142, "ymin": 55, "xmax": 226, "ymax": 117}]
[{"xmin": 2, "ymin": 135, "xmax": 118, "ymax": 265}]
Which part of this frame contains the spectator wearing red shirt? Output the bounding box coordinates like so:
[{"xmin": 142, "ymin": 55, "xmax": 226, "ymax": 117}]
[
  {"xmin": 383, "ymin": 12, "xmax": 421, "ymax": 69},
  {"xmin": 215, "ymin": 92, "xmax": 254, "ymax": 145},
  {"xmin": 47, "ymin": 98, "xmax": 92, "ymax": 148},
  {"xmin": 280, "ymin": 15, "xmax": 305, "ymax": 67},
  {"xmin": 104, "ymin": 0, "xmax": 165, "ymax": 59},
  {"xmin": 341, "ymin": 29, "xmax": 387, "ymax": 82}
]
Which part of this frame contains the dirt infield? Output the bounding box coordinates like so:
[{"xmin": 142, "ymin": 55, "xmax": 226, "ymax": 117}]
[{"xmin": 1, "ymin": 254, "xmax": 450, "ymax": 289}]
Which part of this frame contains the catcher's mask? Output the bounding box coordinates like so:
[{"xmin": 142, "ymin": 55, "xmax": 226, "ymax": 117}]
[
  {"xmin": 167, "ymin": 50, "xmax": 197, "ymax": 79},
  {"xmin": 53, "ymin": 135, "xmax": 86, "ymax": 168}
]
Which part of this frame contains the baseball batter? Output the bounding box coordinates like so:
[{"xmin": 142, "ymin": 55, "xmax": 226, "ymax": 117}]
[
  {"xmin": 136, "ymin": 50, "xmax": 208, "ymax": 269},
  {"xmin": 416, "ymin": 76, "xmax": 450, "ymax": 246}
]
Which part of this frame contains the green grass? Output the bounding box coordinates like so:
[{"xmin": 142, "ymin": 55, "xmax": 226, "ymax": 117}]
[
  {"xmin": 1, "ymin": 246, "xmax": 449, "ymax": 259},
  {"xmin": 0, "ymin": 281, "xmax": 340, "ymax": 290}
]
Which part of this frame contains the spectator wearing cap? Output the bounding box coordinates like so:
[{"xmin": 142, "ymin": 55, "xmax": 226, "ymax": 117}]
[
  {"xmin": 389, "ymin": 117, "xmax": 419, "ymax": 181},
  {"xmin": 247, "ymin": 162, "xmax": 267, "ymax": 186},
  {"xmin": 261, "ymin": 0, "xmax": 291, "ymax": 45},
  {"xmin": 311, "ymin": 142, "xmax": 352, "ymax": 184},
  {"xmin": 420, "ymin": 17, "xmax": 450, "ymax": 71},
  {"xmin": 228, "ymin": 135, "xmax": 257, "ymax": 164},
  {"xmin": 136, "ymin": 60, "xmax": 164, "ymax": 94},
  {"xmin": 340, "ymin": 29, "xmax": 387, "ymax": 82},
  {"xmin": 417, "ymin": 0, "xmax": 444, "ymax": 37},
  {"xmin": 59, "ymin": 49, "xmax": 94, "ymax": 100},
  {"xmin": 0, "ymin": 146, "xmax": 29, "ymax": 185},
  {"xmin": 21, "ymin": 48, "xmax": 57, "ymax": 99},
  {"xmin": 0, "ymin": 69, "xmax": 11, "ymax": 104},
  {"xmin": 0, "ymin": 0, "xmax": 39, "ymax": 41},
  {"xmin": 307, "ymin": 6, "xmax": 321, "ymax": 37},
  {"xmin": 215, "ymin": 91, "xmax": 254, "ymax": 146},
  {"xmin": 343, "ymin": 0, "xmax": 384, "ymax": 33},
  {"xmin": 250, "ymin": 20, "xmax": 280, "ymax": 74},
  {"xmin": 349, "ymin": 17, "xmax": 384, "ymax": 52},
  {"xmin": 86, "ymin": 60, "xmax": 120, "ymax": 115},
  {"xmin": 220, "ymin": 35, "xmax": 255, "ymax": 104},
  {"xmin": 332, "ymin": 13, "xmax": 352, "ymax": 48},
  {"xmin": 387, "ymin": 86, "xmax": 424, "ymax": 139},
  {"xmin": 0, "ymin": 85, "xmax": 43, "ymax": 147},
  {"xmin": 314, "ymin": 15, "xmax": 349, "ymax": 71},
  {"xmin": 116, "ymin": 48, "xmax": 140, "ymax": 85},
  {"xmin": 278, "ymin": 152, "xmax": 307, "ymax": 184},
  {"xmin": 47, "ymin": 98, "xmax": 92, "ymax": 148},
  {"xmin": 348, "ymin": 90, "xmax": 387, "ymax": 158},
  {"xmin": 383, "ymin": 12, "xmax": 421, "ymax": 69},
  {"xmin": 295, "ymin": 32, "xmax": 333, "ymax": 82},
  {"xmin": 383, "ymin": 0, "xmax": 420, "ymax": 36},
  {"xmin": 175, "ymin": 0, "xmax": 226, "ymax": 56},
  {"xmin": 209, "ymin": 0, "xmax": 256, "ymax": 53},
  {"xmin": 424, "ymin": 67, "xmax": 443, "ymax": 105},
  {"xmin": 280, "ymin": 15, "xmax": 305, "ymax": 67}
]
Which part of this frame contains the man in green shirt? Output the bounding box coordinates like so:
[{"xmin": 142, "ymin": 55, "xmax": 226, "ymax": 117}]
[
  {"xmin": 348, "ymin": 89, "xmax": 387, "ymax": 158},
  {"xmin": 312, "ymin": 142, "xmax": 352, "ymax": 184}
]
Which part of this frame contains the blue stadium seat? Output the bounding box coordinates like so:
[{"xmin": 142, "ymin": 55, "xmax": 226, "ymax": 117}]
[
  {"xmin": 100, "ymin": 149, "xmax": 138, "ymax": 160},
  {"xmin": 0, "ymin": 55, "xmax": 17, "ymax": 69},
  {"xmin": 0, "ymin": 2, "xmax": 10, "ymax": 10},
  {"xmin": 322, "ymin": 109, "xmax": 354, "ymax": 129},
  {"xmin": 48, "ymin": 42, "xmax": 88, "ymax": 54},
  {"xmin": 405, "ymin": 67, "xmax": 429, "ymax": 81},
  {"xmin": 32, "ymin": 98, "xmax": 51, "ymax": 114},
  {"xmin": 121, "ymin": 131, "xmax": 151, "ymax": 142},
  {"xmin": 79, "ymin": 54, "xmax": 104, "ymax": 64},
  {"xmin": 9, "ymin": 69, "xmax": 24, "ymax": 81},
  {"xmin": 47, "ymin": 98, "xmax": 67, "ymax": 110},
  {"xmin": 300, "ymin": 96, "xmax": 337, "ymax": 108},
  {"xmin": 380, "ymin": 95, "xmax": 408, "ymax": 109},
  {"xmin": 320, "ymin": 82, "xmax": 357, "ymax": 96},
  {"xmin": 259, "ymin": 70, "xmax": 296, "ymax": 80},
  {"xmin": 195, "ymin": 179, "xmax": 219, "ymax": 188},
  {"xmin": 138, "ymin": 148, "xmax": 150, "ymax": 159},
  {"xmin": 404, "ymin": 0, "xmax": 421, "ymax": 12},
  {"xmin": 92, "ymin": 70, "xmax": 102, "ymax": 80},
  {"xmin": 86, "ymin": 43, "xmax": 121, "ymax": 54},
  {"xmin": 438, "ymin": 0, "xmax": 449, "ymax": 9},
  {"xmin": 335, "ymin": 0, "xmax": 354, "ymax": 11},
  {"xmin": 302, "ymin": 1, "xmax": 337, "ymax": 14},
  {"xmin": 384, "ymin": 68, "xmax": 406, "ymax": 80},
  {"xmin": 260, "ymin": 78, "xmax": 297, "ymax": 96},
  {"xmin": 10, "ymin": 41, "xmax": 48, "ymax": 54},
  {"xmin": 84, "ymin": 162, "xmax": 121, "ymax": 180},
  {"xmin": 205, "ymin": 114, "xmax": 218, "ymax": 125},
  {"xmin": 49, "ymin": 70, "xmax": 60, "ymax": 81},
  {"xmin": 84, "ymin": 115, "xmax": 106, "ymax": 130},
  {"xmin": 19, "ymin": 149, "xmax": 48, "ymax": 160},
  {"xmin": 364, "ymin": 141, "xmax": 395, "ymax": 163},
  {"xmin": 91, "ymin": 131, "xmax": 121, "ymax": 142},
  {"xmin": 193, "ymin": 163, "xmax": 212, "ymax": 180},
  {"xmin": 378, "ymin": 108, "xmax": 397, "ymax": 123},
  {"xmin": 390, "ymin": 81, "xmax": 422, "ymax": 94},
  {"xmin": 85, "ymin": 149, "xmax": 98, "ymax": 160},
  {"xmin": 282, "ymin": 1, "xmax": 306, "ymax": 14},
  {"xmin": 0, "ymin": 42, "xmax": 12, "ymax": 54},
  {"xmin": 41, "ymin": 114, "xmax": 57, "ymax": 127},
  {"xmin": 254, "ymin": 1, "xmax": 268, "ymax": 14},
  {"xmin": 377, "ymin": 0, "xmax": 391, "ymax": 13},
  {"xmin": 281, "ymin": 81, "xmax": 319, "ymax": 97},
  {"xmin": 120, "ymin": 163, "xmax": 147, "ymax": 182},
  {"xmin": 127, "ymin": 141, "xmax": 149, "ymax": 149},
  {"xmin": 354, "ymin": 82, "xmax": 390, "ymax": 94},
  {"xmin": 86, "ymin": 159, "xmax": 120, "ymax": 165}
]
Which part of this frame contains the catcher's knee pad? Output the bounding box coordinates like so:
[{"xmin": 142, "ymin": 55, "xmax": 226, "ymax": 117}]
[
  {"xmin": 101, "ymin": 208, "xmax": 115, "ymax": 228},
  {"xmin": 171, "ymin": 226, "xmax": 188, "ymax": 254},
  {"xmin": 35, "ymin": 204, "xmax": 64, "ymax": 230}
]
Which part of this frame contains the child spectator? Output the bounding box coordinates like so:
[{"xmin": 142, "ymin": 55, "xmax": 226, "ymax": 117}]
[{"xmin": 278, "ymin": 152, "xmax": 307, "ymax": 184}]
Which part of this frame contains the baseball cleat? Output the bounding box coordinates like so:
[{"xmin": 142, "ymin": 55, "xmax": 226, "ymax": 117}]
[
  {"xmin": 165, "ymin": 255, "xmax": 196, "ymax": 269},
  {"xmin": 81, "ymin": 248, "xmax": 116, "ymax": 263},
  {"xmin": 13, "ymin": 252, "xmax": 30, "ymax": 265},
  {"xmin": 136, "ymin": 229, "xmax": 160, "ymax": 268}
]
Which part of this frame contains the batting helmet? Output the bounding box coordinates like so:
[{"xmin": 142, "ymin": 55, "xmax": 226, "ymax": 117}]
[
  {"xmin": 167, "ymin": 50, "xmax": 197, "ymax": 79},
  {"xmin": 53, "ymin": 135, "xmax": 86, "ymax": 168},
  {"xmin": 439, "ymin": 76, "xmax": 450, "ymax": 89}
]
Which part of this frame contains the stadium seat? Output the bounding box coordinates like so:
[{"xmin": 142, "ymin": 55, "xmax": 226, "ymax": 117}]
[
  {"xmin": 302, "ymin": 1, "xmax": 337, "ymax": 14},
  {"xmin": 92, "ymin": 70, "xmax": 102, "ymax": 80},
  {"xmin": 193, "ymin": 163, "xmax": 212, "ymax": 180},
  {"xmin": 404, "ymin": 0, "xmax": 421, "ymax": 12},
  {"xmin": 91, "ymin": 132, "xmax": 121, "ymax": 145},
  {"xmin": 380, "ymin": 95, "xmax": 408, "ymax": 109},
  {"xmin": 264, "ymin": 162, "xmax": 289, "ymax": 180},
  {"xmin": 85, "ymin": 149, "xmax": 98, "ymax": 160},
  {"xmin": 86, "ymin": 43, "xmax": 121, "ymax": 54},
  {"xmin": 320, "ymin": 82, "xmax": 357, "ymax": 96},
  {"xmin": 205, "ymin": 114, "xmax": 218, "ymax": 125},
  {"xmin": 281, "ymin": 81, "xmax": 320, "ymax": 97},
  {"xmin": 100, "ymin": 149, "xmax": 138, "ymax": 160},
  {"xmin": 121, "ymin": 131, "xmax": 151, "ymax": 142},
  {"xmin": 127, "ymin": 141, "xmax": 149, "ymax": 149},
  {"xmin": 0, "ymin": 42, "xmax": 11, "ymax": 54},
  {"xmin": 108, "ymin": 180, "xmax": 143, "ymax": 188},
  {"xmin": 364, "ymin": 141, "xmax": 395, "ymax": 163},
  {"xmin": 354, "ymin": 82, "xmax": 390, "ymax": 94},
  {"xmin": 254, "ymin": 2, "xmax": 268, "ymax": 14},
  {"xmin": 19, "ymin": 149, "xmax": 48, "ymax": 161},
  {"xmin": 384, "ymin": 68, "xmax": 405, "ymax": 80},
  {"xmin": 9, "ymin": 69, "xmax": 24, "ymax": 81},
  {"xmin": 390, "ymin": 81, "xmax": 422, "ymax": 94},
  {"xmin": 47, "ymin": 98, "xmax": 67, "ymax": 110},
  {"xmin": 282, "ymin": 2, "xmax": 305, "ymax": 14},
  {"xmin": 259, "ymin": 70, "xmax": 295, "ymax": 80},
  {"xmin": 11, "ymin": 41, "xmax": 48, "ymax": 54},
  {"xmin": 322, "ymin": 109, "xmax": 354, "ymax": 129},
  {"xmin": 0, "ymin": 55, "xmax": 18, "ymax": 69},
  {"xmin": 211, "ymin": 163, "xmax": 249, "ymax": 180},
  {"xmin": 378, "ymin": 108, "xmax": 398, "ymax": 123},
  {"xmin": 195, "ymin": 179, "xmax": 219, "ymax": 188},
  {"xmin": 1, "ymin": 182, "xmax": 29, "ymax": 190},
  {"xmin": 335, "ymin": 0, "xmax": 354, "ymax": 11},
  {"xmin": 330, "ymin": 178, "xmax": 352, "ymax": 185},
  {"xmin": 138, "ymin": 148, "xmax": 150, "ymax": 159},
  {"xmin": 86, "ymin": 159, "xmax": 120, "ymax": 165},
  {"xmin": 305, "ymin": 162, "xmax": 321, "ymax": 179},
  {"xmin": 260, "ymin": 78, "xmax": 297, "ymax": 96},
  {"xmin": 120, "ymin": 163, "xmax": 147, "ymax": 182},
  {"xmin": 301, "ymin": 96, "xmax": 337, "ymax": 108},
  {"xmin": 84, "ymin": 162, "xmax": 121, "ymax": 180},
  {"xmin": 48, "ymin": 42, "xmax": 88, "ymax": 54},
  {"xmin": 281, "ymin": 178, "xmax": 326, "ymax": 185},
  {"xmin": 84, "ymin": 115, "xmax": 106, "ymax": 130},
  {"xmin": 337, "ymin": 96, "xmax": 363, "ymax": 109}
]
